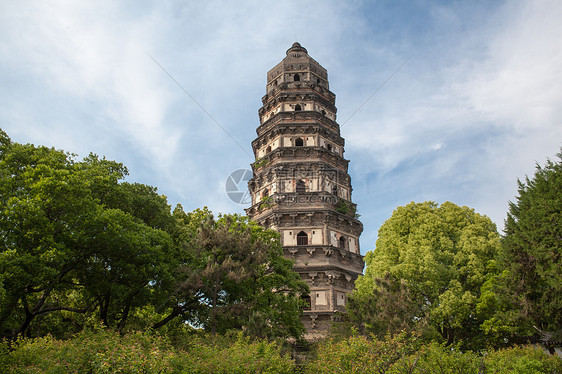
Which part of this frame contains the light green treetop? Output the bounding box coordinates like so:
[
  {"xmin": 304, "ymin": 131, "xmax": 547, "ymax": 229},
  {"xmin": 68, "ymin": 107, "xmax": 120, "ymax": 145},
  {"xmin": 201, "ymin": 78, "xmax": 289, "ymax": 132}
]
[{"xmin": 351, "ymin": 201, "xmax": 500, "ymax": 348}]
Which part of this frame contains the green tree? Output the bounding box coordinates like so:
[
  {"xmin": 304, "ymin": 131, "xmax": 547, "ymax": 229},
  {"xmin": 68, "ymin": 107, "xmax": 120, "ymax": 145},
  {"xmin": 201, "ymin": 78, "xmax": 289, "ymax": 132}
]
[
  {"xmin": 349, "ymin": 201, "xmax": 500, "ymax": 348},
  {"xmin": 0, "ymin": 129, "xmax": 307, "ymax": 341},
  {"xmin": 480, "ymin": 150, "xmax": 562, "ymax": 344},
  {"xmin": 347, "ymin": 275, "xmax": 424, "ymax": 338},
  {"xmin": 0, "ymin": 129, "xmax": 175, "ymax": 338},
  {"xmin": 153, "ymin": 208, "xmax": 309, "ymax": 339}
]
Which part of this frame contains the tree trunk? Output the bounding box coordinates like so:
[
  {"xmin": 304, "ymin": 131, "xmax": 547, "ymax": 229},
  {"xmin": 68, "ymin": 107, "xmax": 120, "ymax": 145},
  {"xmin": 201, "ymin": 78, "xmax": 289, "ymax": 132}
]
[{"xmin": 99, "ymin": 293, "xmax": 111, "ymax": 327}]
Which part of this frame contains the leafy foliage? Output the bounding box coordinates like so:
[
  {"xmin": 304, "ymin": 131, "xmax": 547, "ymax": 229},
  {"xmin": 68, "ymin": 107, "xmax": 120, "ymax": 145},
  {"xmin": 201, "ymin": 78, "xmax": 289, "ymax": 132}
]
[
  {"xmin": 482, "ymin": 150, "xmax": 562, "ymax": 339},
  {"xmin": 0, "ymin": 129, "xmax": 307, "ymax": 341},
  {"xmin": 347, "ymin": 275, "xmax": 428, "ymax": 338},
  {"xmin": 154, "ymin": 209, "xmax": 308, "ymax": 339},
  {"xmin": 305, "ymin": 332, "xmax": 421, "ymax": 374},
  {"xmin": 0, "ymin": 131, "xmax": 175, "ymax": 338},
  {"xmin": 398, "ymin": 343, "xmax": 562, "ymax": 373},
  {"xmin": 1, "ymin": 128, "xmax": 562, "ymax": 371},
  {"xmin": 305, "ymin": 333, "xmax": 562, "ymax": 374},
  {"xmin": 4, "ymin": 328, "xmax": 295, "ymax": 373},
  {"xmin": 484, "ymin": 345, "xmax": 562, "ymax": 374},
  {"xmin": 6, "ymin": 328, "xmax": 175, "ymax": 373},
  {"xmin": 349, "ymin": 201, "xmax": 501, "ymax": 349},
  {"xmin": 175, "ymin": 332, "xmax": 295, "ymax": 374},
  {"xmin": 4, "ymin": 328, "xmax": 562, "ymax": 374}
]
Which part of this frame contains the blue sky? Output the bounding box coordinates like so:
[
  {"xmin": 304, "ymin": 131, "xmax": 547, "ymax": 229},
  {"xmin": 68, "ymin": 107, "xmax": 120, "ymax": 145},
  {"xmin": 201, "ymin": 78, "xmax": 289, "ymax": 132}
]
[{"xmin": 1, "ymin": 1, "xmax": 561, "ymax": 254}]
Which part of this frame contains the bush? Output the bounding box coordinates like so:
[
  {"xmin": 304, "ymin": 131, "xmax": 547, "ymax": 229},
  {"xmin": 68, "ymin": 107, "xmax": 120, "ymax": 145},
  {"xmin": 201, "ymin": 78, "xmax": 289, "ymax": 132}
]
[
  {"xmin": 6, "ymin": 328, "xmax": 295, "ymax": 374},
  {"xmin": 8, "ymin": 328, "xmax": 175, "ymax": 373},
  {"xmin": 399, "ymin": 344, "xmax": 562, "ymax": 374},
  {"xmin": 0, "ymin": 340, "xmax": 12, "ymax": 374},
  {"xmin": 7, "ymin": 328, "xmax": 561, "ymax": 374},
  {"xmin": 484, "ymin": 345, "xmax": 562, "ymax": 374},
  {"xmin": 306, "ymin": 333, "xmax": 562, "ymax": 374},
  {"xmin": 396, "ymin": 343, "xmax": 483, "ymax": 373},
  {"xmin": 173, "ymin": 333, "xmax": 294, "ymax": 373},
  {"xmin": 305, "ymin": 331, "xmax": 420, "ymax": 374}
]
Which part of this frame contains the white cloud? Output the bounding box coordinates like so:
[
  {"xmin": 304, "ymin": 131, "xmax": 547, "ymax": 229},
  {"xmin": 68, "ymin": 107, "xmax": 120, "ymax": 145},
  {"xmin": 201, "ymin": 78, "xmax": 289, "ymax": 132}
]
[
  {"xmin": 1, "ymin": 1, "xmax": 182, "ymax": 167},
  {"xmin": 341, "ymin": 0, "xmax": 562, "ymax": 233},
  {"xmin": 457, "ymin": 1, "xmax": 562, "ymax": 130},
  {"xmin": 2, "ymin": 0, "xmax": 561, "ymax": 252}
]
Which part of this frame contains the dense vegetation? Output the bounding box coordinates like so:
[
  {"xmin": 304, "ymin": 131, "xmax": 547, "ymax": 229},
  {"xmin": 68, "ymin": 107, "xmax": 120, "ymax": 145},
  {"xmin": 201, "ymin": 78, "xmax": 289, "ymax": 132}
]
[
  {"xmin": 349, "ymin": 201, "xmax": 500, "ymax": 349},
  {"xmin": 3, "ymin": 329, "xmax": 562, "ymax": 373},
  {"xmin": 478, "ymin": 152, "xmax": 562, "ymax": 345},
  {"xmin": 347, "ymin": 149, "xmax": 562, "ymax": 352},
  {"xmin": 308, "ymin": 332, "xmax": 562, "ymax": 374},
  {"xmin": 0, "ymin": 128, "xmax": 307, "ymax": 341},
  {"xmin": 1, "ymin": 128, "xmax": 561, "ymax": 372}
]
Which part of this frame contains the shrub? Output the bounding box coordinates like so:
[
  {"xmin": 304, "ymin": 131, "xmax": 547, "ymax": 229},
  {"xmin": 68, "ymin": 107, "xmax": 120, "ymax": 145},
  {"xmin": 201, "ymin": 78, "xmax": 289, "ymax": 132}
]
[
  {"xmin": 305, "ymin": 331, "xmax": 420, "ymax": 374},
  {"xmin": 306, "ymin": 333, "xmax": 562, "ymax": 374},
  {"xmin": 7, "ymin": 329, "xmax": 294, "ymax": 374},
  {"xmin": 394, "ymin": 343, "xmax": 482, "ymax": 373},
  {"xmin": 8, "ymin": 328, "xmax": 176, "ymax": 373},
  {"xmin": 172, "ymin": 332, "xmax": 294, "ymax": 374},
  {"xmin": 9, "ymin": 327, "xmax": 560, "ymax": 374},
  {"xmin": 484, "ymin": 345, "xmax": 562, "ymax": 374},
  {"xmin": 0, "ymin": 340, "xmax": 12, "ymax": 374}
]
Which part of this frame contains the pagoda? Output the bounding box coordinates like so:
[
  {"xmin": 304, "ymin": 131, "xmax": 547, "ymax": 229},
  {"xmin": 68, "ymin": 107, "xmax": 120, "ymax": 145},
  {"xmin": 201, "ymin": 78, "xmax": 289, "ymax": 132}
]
[{"xmin": 247, "ymin": 42, "xmax": 364, "ymax": 339}]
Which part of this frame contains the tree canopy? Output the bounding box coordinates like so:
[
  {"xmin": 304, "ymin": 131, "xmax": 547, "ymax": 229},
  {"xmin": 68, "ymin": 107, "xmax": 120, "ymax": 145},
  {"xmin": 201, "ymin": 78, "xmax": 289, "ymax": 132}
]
[
  {"xmin": 0, "ymin": 129, "xmax": 175, "ymax": 337},
  {"xmin": 349, "ymin": 201, "xmax": 501, "ymax": 348},
  {"xmin": 0, "ymin": 129, "xmax": 307, "ymax": 340},
  {"xmin": 5, "ymin": 125, "xmax": 560, "ymax": 352},
  {"xmin": 153, "ymin": 207, "xmax": 308, "ymax": 339},
  {"xmin": 479, "ymin": 150, "xmax": 562, "ymax": 344}
]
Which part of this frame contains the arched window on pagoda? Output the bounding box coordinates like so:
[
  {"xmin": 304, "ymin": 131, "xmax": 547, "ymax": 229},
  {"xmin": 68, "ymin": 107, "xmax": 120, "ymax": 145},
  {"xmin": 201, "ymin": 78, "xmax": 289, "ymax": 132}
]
[
  {"xmin": 295, "ymin": 137, "xmax": 304, "ymax": 146},
  {"xmin": 339, "ymin": 235, "xmax": 347, "ymax": 250},
  {"xmin": 297, "ymin": 231, "xmax": 308, "ymax": 246}
]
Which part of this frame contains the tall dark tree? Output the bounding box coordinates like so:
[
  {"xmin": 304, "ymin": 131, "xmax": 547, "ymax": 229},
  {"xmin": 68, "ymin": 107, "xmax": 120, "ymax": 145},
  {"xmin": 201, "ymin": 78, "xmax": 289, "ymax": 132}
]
[
  {"xmin": 480, "ymin": 150, "xmax": 562, "ymax": 343},
  {"xmin": 347, "ymin": 274, "xmax": 422, "ymax": 338}
]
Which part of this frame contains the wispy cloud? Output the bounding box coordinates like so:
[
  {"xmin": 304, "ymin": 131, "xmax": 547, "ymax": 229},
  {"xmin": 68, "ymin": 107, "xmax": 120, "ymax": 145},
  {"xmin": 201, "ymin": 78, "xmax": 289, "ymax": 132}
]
[
  {"xmin": 1, "ymin": 0, "xmax": 560, "ymax": 253},
  {"xmin": 339, "ymin": 0, "xmax": 562, "ymax": 247}
]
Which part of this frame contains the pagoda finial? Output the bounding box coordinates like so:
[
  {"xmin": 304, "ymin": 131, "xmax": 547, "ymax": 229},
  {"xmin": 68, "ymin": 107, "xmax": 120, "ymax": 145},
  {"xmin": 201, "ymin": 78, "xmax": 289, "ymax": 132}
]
[{"xmin": 286, "ymin": 42, "xmax": 308, "ymax": 55}]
